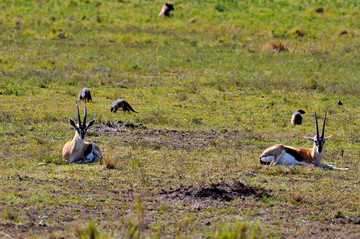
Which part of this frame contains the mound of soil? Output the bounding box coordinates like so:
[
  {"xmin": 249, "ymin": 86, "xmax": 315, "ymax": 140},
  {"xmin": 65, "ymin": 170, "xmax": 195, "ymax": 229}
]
[{"xmin": 158, "ymin": 181, "xmax": 269, "ymax": 202}]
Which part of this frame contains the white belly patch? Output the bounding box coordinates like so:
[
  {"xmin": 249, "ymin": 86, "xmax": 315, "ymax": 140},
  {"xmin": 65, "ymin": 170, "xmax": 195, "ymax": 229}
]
[
  {"xmin": 260, "ymin": 156, "xmax": 275, "ymax": 163},
  {"xmin": 277, "ymin": 151, "xmax": 307, "ymax": 166}
]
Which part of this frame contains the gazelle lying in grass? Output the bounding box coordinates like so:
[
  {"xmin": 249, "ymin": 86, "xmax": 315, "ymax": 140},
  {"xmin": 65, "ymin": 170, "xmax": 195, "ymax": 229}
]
[
  {"xmin": 259, "ymin": 113, "xmax": 348, "ymax": 170},
  {"xmin": 62, "ymin": 101, "xmax": 103, "ymax": 163}
]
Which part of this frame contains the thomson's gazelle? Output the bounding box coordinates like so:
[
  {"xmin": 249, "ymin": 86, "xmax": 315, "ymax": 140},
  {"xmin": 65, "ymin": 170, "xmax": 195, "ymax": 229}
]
[
  {"xmin": 62, "ymin": 101, "xmax": 103, "ymax": 163},
  {"xmin": 259, "ymin": 113, "xmax": 348, "ymax": 170}
]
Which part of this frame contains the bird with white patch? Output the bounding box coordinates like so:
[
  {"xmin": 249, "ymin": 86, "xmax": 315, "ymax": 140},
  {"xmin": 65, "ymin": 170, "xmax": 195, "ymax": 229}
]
[{"xmin": 291, "ymin": 109, "xmax": 306, "ymax": 125}]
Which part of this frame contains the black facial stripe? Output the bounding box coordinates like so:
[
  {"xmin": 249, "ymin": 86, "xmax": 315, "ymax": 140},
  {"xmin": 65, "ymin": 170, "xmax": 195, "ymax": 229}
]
[
  {"xmin": 318, "ymin": 144, "xmax": 323, "ymax": 153},
  {"xmin": 315, "ymin": 137, "xmax": 326, "ymax": 153}
]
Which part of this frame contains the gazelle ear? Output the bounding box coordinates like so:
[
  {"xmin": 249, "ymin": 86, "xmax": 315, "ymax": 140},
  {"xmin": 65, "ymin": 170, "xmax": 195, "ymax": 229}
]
[
  {"xmin": 69, "ymin": 118, "xmax": 78, "ymax": 129},
  {"xmin": 86, "ymin": 119, "xmax": 96, "ymax": 129},
  {"xmin": 304, "ymin": 137, "xmax": 314, "ymax": 142},
  {"xmin": 324, "ymin": 135, "xmax": 332, "ymax": 141}
]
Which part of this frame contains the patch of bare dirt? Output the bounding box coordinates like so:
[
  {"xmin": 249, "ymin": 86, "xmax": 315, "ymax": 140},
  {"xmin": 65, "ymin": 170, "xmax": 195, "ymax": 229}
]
[
  {"xmin": 156, "ymin": 181, "xmax": 269, "ymax": 202},
  {"xmin": 103, "ymin": 120, "xmax": 147, "ymax": 130},
  {"xmin": 90, "ymin": 121, "xmax": 263, "ymax": 150},
  {"xmin": 0, "ymin": 221, "xmax": 62, "ymax": 238}
]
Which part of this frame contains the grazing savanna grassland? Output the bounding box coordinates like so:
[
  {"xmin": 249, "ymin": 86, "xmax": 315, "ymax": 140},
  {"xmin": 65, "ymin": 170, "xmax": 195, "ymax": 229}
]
[{"xmin": 0, "ymin": 0, "xmax": 360, "ymax": 238}]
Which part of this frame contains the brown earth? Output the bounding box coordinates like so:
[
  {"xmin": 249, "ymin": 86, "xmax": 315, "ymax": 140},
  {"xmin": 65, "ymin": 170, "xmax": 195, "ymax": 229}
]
[
  {"xmin": 90, "ymin": 121, "xmax": 263, "ymax": 150},
  {"xmin": 156, "ymin": 181, "xmax": 269, "ymax": 202}
]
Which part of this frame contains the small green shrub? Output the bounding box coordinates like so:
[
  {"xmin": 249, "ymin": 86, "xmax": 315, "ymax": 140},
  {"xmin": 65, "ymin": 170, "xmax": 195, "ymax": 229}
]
[
  {"xmin": 217, "ymin": 219, "xmax": 261, "ymax": 239},
  {"xmin": 289, "ymin": 27, "xmax": 306, "ymax": 38},
  {"xmin": 1, "ymin": 208, "xmax": 20, "ymax": 223},
  {"xmin": 75, "ymin": 217, "xmax": 100, "ymax": 239},
  {"xmin": 215, "ymin": 3, "xmax": 227, "ymax": 12}
]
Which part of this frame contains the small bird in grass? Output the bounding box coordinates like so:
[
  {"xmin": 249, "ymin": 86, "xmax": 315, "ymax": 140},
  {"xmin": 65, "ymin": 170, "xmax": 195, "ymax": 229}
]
[
  {"xmin": 110, "ymin": 99, "xmax": 138, "ymax": 113},
  {"xmin": 79, "ymin": 88, "xmax": 92, "ymax": 102},
  {"xmin": 291, "ymin": 110, "xmax": 306, "ymax": 125}
]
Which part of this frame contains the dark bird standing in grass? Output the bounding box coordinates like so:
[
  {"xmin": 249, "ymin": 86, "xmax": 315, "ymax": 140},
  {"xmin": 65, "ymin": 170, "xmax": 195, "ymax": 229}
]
[
  {"xmin": 79, "ymin": 88, "xmax": 92, "ymax": 102},
  {"xmin": 111, "ymin": 99, "xmax": 138, "ymax": 113},
  {"xmin": 291, "ymin": 110, "xmax": 306, "ymax": 125}
]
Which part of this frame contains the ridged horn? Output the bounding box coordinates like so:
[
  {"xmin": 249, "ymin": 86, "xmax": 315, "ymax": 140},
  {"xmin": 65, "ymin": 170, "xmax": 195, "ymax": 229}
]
[
  {"xmin": 321, "ymin": 112, "xmax": 327, "ymax": 138},
  {"xmin": 76, "ymin": 100, "xmax": 81, "ymax": 126},
  {"xmin": 314, "ymin": 112, "xmax": 319, "ymax": 138},
  {"xmin": 83, "ymin": 101, "xmax": 87, "ymax": 127}
]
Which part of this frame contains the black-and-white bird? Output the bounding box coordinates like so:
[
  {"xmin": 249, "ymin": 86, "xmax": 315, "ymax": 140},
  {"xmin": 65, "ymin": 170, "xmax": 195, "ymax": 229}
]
[
  {"xmin": 291, "ymin": 110, "xmax": 306, "ymax": 125},
  {"xmin": 110, "ymin": 99, "xmax": 138, "ymax": 113}
]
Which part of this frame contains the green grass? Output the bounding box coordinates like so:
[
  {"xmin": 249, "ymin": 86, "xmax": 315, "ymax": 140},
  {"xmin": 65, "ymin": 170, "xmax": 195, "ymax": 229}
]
[{"xmin": 0, "ymin": 0, "xmax": 360, "ymax": 238}]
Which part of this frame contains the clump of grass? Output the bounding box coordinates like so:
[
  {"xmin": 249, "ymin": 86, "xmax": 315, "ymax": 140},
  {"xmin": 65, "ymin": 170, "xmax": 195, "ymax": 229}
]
[
  {"xmin": 262, "ymin": 194, "xmax": 271, "ymax": 203},
  {"xmin": 3, "ymin": 87, "xmax": 26, "ymax": 96},
  {"xmin": 103, "ymin": 157, "xmax": 118, "ymax": 169},
  {"xmin": 247, "ymin": 46, "xmax": 256, "ymax": 53},
  {"xmin": 215, "ymin": 3, "xmax": 227, "ymax": 12},
  {"xmin": 262, "ymin": 40, "xmax": 289, "ymax": 53},
  {"xmin": 121, "ymin": 220, "xmax": 140, "ymax": 239},
  {"xmin": 293, "ymin": 192, "xmax": 302, "ymax": 203},
  {"xmin": 191, "ymin": 117, "xmax": 203, "ymax": 125},
  {"xmin": 1, "ymin": 208, "xmax": 20, "ymax": 223},
  {"xmin": 119, "ymin": 214, "xmax": 143, "ymax": 239},
  {"xmin": 301, "ymin": 77, "xmax": 318, "ymax": 90},
  {"xmin": 217, "ymin": 219, "xmax": 261, "ymax": 239},
  {"xmin": 175, "ymin": 92, "xmax": 187, "ymax": 101},
  {"xmin": 0, "ymin": 111, "xmax": 15, "ymax": 123},
  {"xmin": 75, "ymin": 217, "xmax": 100, "ymax": 239},
  {"xmin": 289, "ymin": 27, "xmax": 306, "ymax": 38}
]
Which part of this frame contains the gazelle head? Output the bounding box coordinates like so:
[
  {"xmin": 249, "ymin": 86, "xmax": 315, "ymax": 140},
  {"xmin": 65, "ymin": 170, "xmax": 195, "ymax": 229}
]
[
  {"xmin": 305, "ymin": 112, "xmax": 332, "ymax": 154},
  {"xmin": 69, "ymin": 101, "xmax": 96, "ymax": 140}
]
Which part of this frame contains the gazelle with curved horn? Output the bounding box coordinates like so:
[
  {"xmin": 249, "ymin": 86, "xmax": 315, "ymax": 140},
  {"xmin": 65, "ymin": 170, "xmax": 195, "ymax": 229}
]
[
  {"xmin": 259, "ymin": 113, "xmax": 348, "ymax": 170},
  {"xmin": 62, "ymin": 101, "xmax": 103, "ymax": 163}
]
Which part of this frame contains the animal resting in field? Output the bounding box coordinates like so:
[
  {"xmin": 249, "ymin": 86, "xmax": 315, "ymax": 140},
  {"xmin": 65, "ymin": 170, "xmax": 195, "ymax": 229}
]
[
  {"xmin": 110, "ymin": 99, "xmax": 138, "ymax": 113},
  {"xmin": 158, "ymin": 2, "xmax": 174, "ymax": 17},
  {"xmin": 62, "ymin": 101, "xmax": 103, "ymax": 163},
  {"xmin": 259, "ymin": 113, "xmax": 348, "ymax": 170},
  {"xmin": 291, "ymin": 109, "xmax": 306, "ymax": 125},
  {"xmin": 79, "ymin": 88, "xmax": 92, "ymax": 102}
]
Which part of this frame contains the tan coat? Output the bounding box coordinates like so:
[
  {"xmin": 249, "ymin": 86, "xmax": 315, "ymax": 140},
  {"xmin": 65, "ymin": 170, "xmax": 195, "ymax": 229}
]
[{"xmin": 62, "ymin": 132, "xmax": 102, "ymax": 163}]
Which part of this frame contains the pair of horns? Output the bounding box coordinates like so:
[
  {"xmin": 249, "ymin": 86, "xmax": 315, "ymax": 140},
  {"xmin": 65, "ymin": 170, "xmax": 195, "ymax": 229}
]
[
  {"xmin": 76, "ymin": 100, "xmax": 87, "ymax": 127},
  {"xmin": 314, "ymin": 112, "xmax": 326, "ymax": 138}
]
